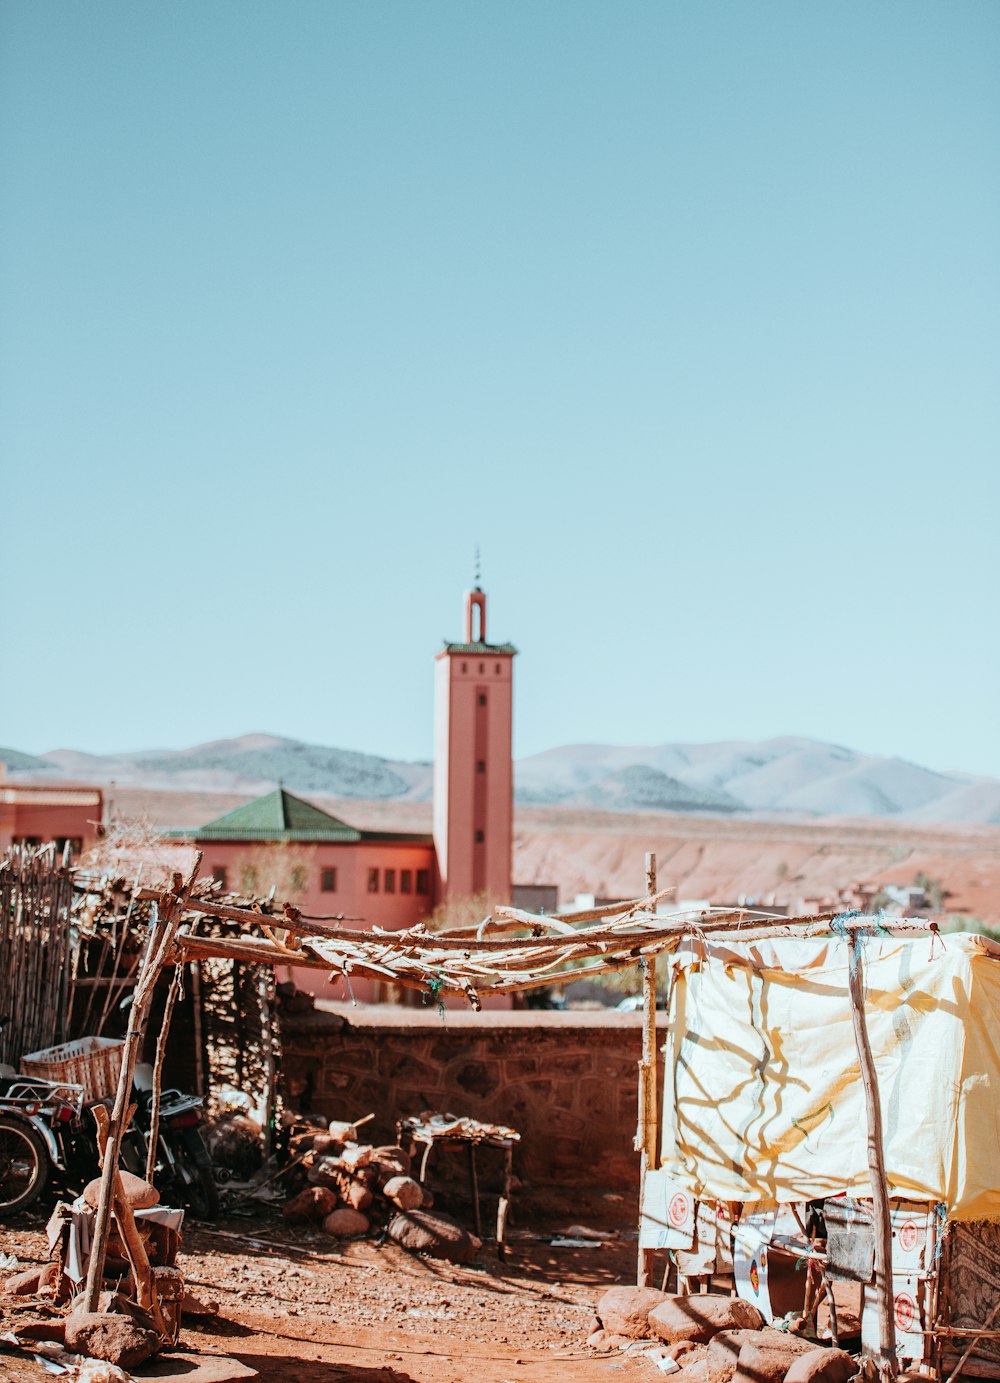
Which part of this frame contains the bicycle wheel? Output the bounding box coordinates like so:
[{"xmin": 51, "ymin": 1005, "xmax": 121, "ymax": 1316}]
[{"xmin": 0, "ymin": 1116, "xmax": 49, "ymax": 1216}]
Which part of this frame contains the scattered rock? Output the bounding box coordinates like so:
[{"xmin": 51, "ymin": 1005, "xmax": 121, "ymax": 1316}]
[
  {"xmin": 648, "ymin": 1295, "xmax": 765, "ymax": 1345},
  {"xmin": 671, "ymin": 1339, "xmax": 707, "ymax": 1362},
  {"xmin": 321, "ymin": 1207, "xmax": 370, "ymax": 1237},
  {"xmin": 3, "ymin": 1267, "xmax": 42, "ymax": 1295},
  {"xmin": 732, "ymin": 1332, "xmax": 816, "ymax": 1383},
  {"xmin": 597, "ymin": 1285, "xmax": 669, "ymax": 1339},
  {"xmin": 387, "ymin": 1209, "xmax": 481, "ymax": 1264},
  {"xmin": 13, "ymin": 1318, "xmax": 65, "ymax": 1343},
  {"xmin": 708, "ymin": 1328, "xmax": 766, "ymax": 1383},
  {"xmin": 784, "ymin": 1347, "xmax": 858, "ymax": 1383},
  {"xmin": 588, "ymin": 1329, "xmax": 636, "ymax": 1349},
  {"xmin": 382, "ymin": 1176, "xmax": 424, "ymax": 1211},
  {"xmin": 64, "ymin": 1309, "xmax": 159, "ymax": 1368},
  {"xmin": 181, "ymin": 1290, "xmax": 219, "ymax": 1318},
  {"xmin": 283, "ymin": 1186, "xmax": 338, "ymax": 1223},
  {"xmin": 83, "ymin": 1171, "xmax": 159, "ymax": 1212}
]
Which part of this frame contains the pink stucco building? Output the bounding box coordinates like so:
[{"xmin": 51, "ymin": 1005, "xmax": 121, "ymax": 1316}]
[{"xmin": 0, "ymin": 773, "xmax": 104, "ymax": 859}]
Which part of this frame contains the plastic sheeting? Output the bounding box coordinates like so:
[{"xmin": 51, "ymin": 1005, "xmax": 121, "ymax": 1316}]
[{"xmin": 660, "ymin": 932, "xmax": 1000, "ymax": 1221}]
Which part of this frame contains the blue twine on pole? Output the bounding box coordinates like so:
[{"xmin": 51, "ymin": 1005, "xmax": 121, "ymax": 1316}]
[
  {"xmin": 934, "ymin": 1201, "xmax": 947, "ymax": 1262},
  {"xmin": 832, "ymin": 909, "xmax": 891, "ymax": 974}
]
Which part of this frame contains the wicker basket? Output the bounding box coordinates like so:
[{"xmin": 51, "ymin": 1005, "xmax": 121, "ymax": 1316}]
[{"xmin": 21, "ymin": 1036, "xmax": 125, "ymax": 1103}]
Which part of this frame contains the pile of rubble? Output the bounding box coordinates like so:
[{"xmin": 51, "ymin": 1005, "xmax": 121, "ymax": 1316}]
[
  {"xmin": 590, "ymin": 1287, "xmax": 859, "ymax": 1383},
  {"xmin": 282, "ymin": 1118, "xmax": 481, "ymax": 1264}
]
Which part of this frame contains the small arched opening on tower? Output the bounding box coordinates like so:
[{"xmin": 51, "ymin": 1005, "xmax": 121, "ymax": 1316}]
[{"xmin": 466, "ymin": 587, "xmax": 487, "ymax": 644}]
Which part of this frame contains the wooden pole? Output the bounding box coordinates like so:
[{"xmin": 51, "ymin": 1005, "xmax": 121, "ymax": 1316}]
[
  {"xmin": 145, "ymin": 965, "xmax": 182, "ymax": 1183},
  {"xmin": 258, "ymin": 967, "xmax": 276, "ymax": 1163},
  {"xmin": 846, "ymin": 932, "xmax": 897, "ymax": 1380},
  {"xmin": 637, "ymin": 851, "xmax": 658, "ymax": 1288},
  {"xmin": 83, "ymin": 859, "xmax": 201, "ymax": 1313}
]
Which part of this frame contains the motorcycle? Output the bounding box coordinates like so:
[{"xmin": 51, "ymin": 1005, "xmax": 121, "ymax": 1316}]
[
  {"xmin": 0, "ymin": 1063, "xmax": 219, "ymax": 1221},
  {"xmin": 0, "ymin": 1069, "xmax": 87, "ymax": 1215},
  {"xmin": 129, "ymin": 1063, "xmax": 219, "ymax": 1221}
]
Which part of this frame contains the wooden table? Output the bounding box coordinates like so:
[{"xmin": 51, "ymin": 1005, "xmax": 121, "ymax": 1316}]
[{"xmin": 396, "ymin": 1114, "xmax": 519, "ymax": 1259}]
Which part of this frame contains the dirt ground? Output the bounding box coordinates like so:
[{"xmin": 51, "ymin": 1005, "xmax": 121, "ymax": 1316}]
[{"xmin": 0, "ymin": 1187, "xmax": 663, "ymax": 1383}]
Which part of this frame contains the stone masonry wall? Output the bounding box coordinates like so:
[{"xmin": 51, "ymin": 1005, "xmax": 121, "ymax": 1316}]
[{"xmin": 279, "ymin": 1008, "xmax": 663, "ymax": 1186}]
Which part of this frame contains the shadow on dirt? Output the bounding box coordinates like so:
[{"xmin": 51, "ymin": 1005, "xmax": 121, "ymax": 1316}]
[{"xmin": 231, "ymin": 1357, "xmax": 417, "ymax": 1383}]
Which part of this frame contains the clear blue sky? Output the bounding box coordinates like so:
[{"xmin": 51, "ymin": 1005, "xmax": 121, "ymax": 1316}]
[{"xmin": 2, "ymin": 1, "xmax": 998, "ymax": 775}]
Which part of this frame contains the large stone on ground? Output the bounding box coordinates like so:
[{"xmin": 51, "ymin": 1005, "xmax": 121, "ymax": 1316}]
[
  {"xmin": 733, "ymin": 1332, "xmax": 816, "ymax": 1383},
  {"xmin": 283, "ymin": 1186, "xmax": 337, "ymax": 1223},
  {"xmin": 387, "ymin": 1209, "xmax": 481, "ymax": 1264},
  {"xmin": 708, "ymin": 1329, "xmax": 768, "ymax": 1383},
  {"xmin": 64, "ymin": 1309, "xmax": 159, "ymax": 1368},
  {"xmin": 321, "ymin": 1207, "xmax": 370, "ymax": 1237},
  {"xmin": 597, "ymin": 1285, "xmax": 669, "ymax": 1339},
  {"xmin": 83, "ymin": 1171, "xmax": 159, "ymax": 1211},
  {"xmin": 784, "ymin": 1348, "xmax": 857, "ymax": 1383},
  {"xmin": 648, "ymin": 1294, "xmax": 765, "ymax": 1345}
]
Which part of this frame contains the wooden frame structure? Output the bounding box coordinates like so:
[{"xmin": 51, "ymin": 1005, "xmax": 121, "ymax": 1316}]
[{"xmin": 74, "ymin": 853, "xmax": 957, "ymax": 1377}]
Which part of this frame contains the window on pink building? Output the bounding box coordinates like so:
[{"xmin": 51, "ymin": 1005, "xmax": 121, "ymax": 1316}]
[
  {"xmin": 400, "ymin": 869, "xmax": 412, "ymax": 894},
  {"xmin": 212, "ymin": 865, "xmax": 227, "ymax": 888},
  {"xmin": 367, "ymin": 868, "xmax": 379, "ymax": 893},
  {"xmin": 384, "ymin": 868, "xmax": 396, "ymax": 893},
  {"xmin": 416, "ymin": 870, "xmax": 430, "ymax": 895},
  {"xmin": 321, "ymin": 868, "xmax": 337, "ymax": 893},
  {"xmin": 476, "ymin": 760, "xmax": 485, "ymax": 774}
]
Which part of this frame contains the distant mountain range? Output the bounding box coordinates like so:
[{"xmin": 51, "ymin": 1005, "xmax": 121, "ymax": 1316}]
[{"xmin": 3, "ymin": 733, "xmax": 999, "ymax": 825}]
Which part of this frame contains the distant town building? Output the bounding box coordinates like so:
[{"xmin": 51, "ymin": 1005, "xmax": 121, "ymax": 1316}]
[
  {"xmin": 0, "ymin": 770, "xmax": 103, "ymax": 859},
  {"xmin": 169, "ymin": 787, "xmax": 437, "ymax": 931}
]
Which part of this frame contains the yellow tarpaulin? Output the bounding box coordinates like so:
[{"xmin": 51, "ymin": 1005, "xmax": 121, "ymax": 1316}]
[{"xmin": 660, "ymin": 931, "xmax": 1000, "ymax": 1221}]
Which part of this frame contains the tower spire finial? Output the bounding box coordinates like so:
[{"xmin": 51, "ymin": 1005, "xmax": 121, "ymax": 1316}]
[{"xmin": 474, "ymin": 545, "xmax": 481, "ymax": 591}]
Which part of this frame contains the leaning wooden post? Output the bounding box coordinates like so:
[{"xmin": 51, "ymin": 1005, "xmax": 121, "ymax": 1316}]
[
  {"xmin": 846, "ymin": 927, "xmax": 897, "ymax": 1380},
  {"xmin": 637, "ymin": 851, "xmax": 658, "ymax": 1287},
  {"xmin": 145, "ymin": 964, "xmax": 183, "ymax": 1183},
  {"xmin": 84, "ymin": 858, "xmax": 201, "ymax": 1313}
]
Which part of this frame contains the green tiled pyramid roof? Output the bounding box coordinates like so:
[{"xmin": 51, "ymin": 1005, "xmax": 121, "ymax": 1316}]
[
  {"xmin": 440, "ymin": 640, "xmax": 517, "ymax": 656},
  {"xmin": 191, "ymin": 788, "xmax": 362, "ymax": 842}
]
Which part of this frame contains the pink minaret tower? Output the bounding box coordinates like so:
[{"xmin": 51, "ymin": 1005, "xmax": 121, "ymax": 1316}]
[{"xmin": 433, "ymin": 579, "xmax": 516, "ymax": 908}]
